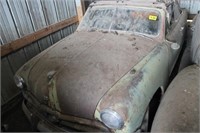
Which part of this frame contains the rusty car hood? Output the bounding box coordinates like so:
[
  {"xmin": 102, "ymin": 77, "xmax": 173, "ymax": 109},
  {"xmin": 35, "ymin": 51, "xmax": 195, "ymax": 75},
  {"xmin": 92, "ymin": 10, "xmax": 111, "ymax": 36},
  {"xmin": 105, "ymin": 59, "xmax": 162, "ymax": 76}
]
[{"xmin": 23, "ymin": 31, "xmax": 158, "ymax": 119}]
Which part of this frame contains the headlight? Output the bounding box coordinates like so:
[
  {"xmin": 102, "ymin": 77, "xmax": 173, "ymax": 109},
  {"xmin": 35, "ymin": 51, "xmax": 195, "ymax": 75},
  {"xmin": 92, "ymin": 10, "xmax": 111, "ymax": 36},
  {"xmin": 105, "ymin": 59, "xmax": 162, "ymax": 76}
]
[
  {"xmin": 14, "ymin": 75, "xmax": 25, "ymax": 89},
  {"xmin": 100, "ymin": 109, "xmax": 124, "ymax": 129}
]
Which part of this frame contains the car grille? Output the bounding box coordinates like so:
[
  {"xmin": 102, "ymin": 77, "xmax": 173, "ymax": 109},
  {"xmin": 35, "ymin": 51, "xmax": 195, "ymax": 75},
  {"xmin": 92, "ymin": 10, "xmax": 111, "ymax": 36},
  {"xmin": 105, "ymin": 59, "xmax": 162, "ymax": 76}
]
[
  {"xmin": 24, "ymin": 93, "xmax": 109, "ymax": 132},
  {"xmin": 58, "ymin": 120, "xmax": 109, "ymax": 132}
]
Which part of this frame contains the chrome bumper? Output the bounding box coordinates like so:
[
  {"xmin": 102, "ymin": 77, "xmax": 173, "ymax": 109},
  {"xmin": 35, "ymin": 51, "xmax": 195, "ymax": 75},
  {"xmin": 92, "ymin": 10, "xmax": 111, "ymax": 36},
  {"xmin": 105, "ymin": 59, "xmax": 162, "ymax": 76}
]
[
  {"xmin": 22, "ymin": 100, "xmax": 109, "ymax": 132},
  {"xmin": 22, "ymin": 100, "xmax": 66, "ymax": 132}
]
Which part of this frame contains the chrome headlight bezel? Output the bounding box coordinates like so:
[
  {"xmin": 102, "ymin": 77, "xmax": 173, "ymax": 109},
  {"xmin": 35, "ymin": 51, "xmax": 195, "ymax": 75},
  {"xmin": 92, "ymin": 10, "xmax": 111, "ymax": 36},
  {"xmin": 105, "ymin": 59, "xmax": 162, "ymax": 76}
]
[
  {"xmin": 100, "ymin": 109, "xmax": 124, "ymax": 130},
  {"xmin": 14, "ymin": 75, "xmax": 25, "ymax": 89}
]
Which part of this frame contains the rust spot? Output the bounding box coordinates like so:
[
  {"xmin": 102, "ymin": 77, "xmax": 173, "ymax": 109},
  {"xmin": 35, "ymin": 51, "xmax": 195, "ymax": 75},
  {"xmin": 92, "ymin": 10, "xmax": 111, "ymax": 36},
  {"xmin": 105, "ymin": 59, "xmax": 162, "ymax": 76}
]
[
  {"xmin": 22, "ymin": 65, "xmax": 29, "ymax": 71},
  {"xmin": 152, "ymin": 44, "xmax": 162, "ymax": 55},
  {"xmin": 130, "ymin": 69, "xmax": 136, "ymax": 74},
  {"xmin": 128, "ymin": 37, "xmax": 136, "ymax": 41},
  {"xmin": 132, "ymin": 42, "xmax": 136, "ymax": 46},
  {"xmin": 99, "ymin": 71, "xmax": 144, "ymax": 121},
  {"xmin": 128, "ymin": 71, "xmax": 143, "ymax": 89},
  {"xmin": 63, "ymin": 47, "xmax": 68, "ymax": 50}
]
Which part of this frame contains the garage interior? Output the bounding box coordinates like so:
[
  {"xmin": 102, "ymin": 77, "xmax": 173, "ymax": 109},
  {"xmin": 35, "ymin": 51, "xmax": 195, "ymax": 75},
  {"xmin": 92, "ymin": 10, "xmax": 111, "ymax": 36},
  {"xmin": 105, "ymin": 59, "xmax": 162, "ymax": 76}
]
[{"xmin": 1, "ymin": 0, "xmax": 199, "ymax": 132}]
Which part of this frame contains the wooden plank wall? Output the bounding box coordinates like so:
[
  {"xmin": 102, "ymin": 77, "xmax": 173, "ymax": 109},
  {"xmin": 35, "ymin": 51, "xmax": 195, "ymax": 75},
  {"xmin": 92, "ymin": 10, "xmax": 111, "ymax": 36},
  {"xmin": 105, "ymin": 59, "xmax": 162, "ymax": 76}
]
[{"xmin": 1, "ymin": 0, "xmax": 78, "ymax": 105}]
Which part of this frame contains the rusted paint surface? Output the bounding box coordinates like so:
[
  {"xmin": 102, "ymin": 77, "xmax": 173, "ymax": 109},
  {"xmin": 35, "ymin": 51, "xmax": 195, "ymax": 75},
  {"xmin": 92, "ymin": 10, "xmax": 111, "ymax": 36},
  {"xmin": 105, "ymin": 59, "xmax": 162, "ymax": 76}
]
[
  {"xmin": 56, "ymin": 33, "xmax": 159, "ymax": 119},
  {"xmin": 95, "ymin": 43, "xmax": 170, "ymax": 133},
  {"xmin": 93, "ymin": 3, "xmax": 187, "ymax": 133},
  {"xmin": 15, "ymin": 0, "xmax": 187, "ymax": 132},
  {"xmin": 19, "ymin": 31, "xmax": 159, "ymax": 119}
]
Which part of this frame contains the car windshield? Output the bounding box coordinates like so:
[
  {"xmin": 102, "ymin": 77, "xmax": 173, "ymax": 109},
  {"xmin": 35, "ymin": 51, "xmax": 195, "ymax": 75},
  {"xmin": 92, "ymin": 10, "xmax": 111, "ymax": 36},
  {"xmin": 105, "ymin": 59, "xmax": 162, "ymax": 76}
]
[{"xmin": 78, "ymin": 6, "xmax": 161, "ymax": 36}]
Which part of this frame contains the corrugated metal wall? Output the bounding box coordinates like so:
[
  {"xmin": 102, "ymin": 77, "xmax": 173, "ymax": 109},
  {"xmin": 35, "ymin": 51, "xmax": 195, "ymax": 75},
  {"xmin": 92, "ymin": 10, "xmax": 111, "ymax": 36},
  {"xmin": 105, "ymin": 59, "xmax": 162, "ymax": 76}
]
[
  {"xmin": 1, "ymin": 0, "xmax": 78, "ymax": 105},
  {"xmin": 178, "ymin": 0, "xmax": 200, "ymax": 14}
]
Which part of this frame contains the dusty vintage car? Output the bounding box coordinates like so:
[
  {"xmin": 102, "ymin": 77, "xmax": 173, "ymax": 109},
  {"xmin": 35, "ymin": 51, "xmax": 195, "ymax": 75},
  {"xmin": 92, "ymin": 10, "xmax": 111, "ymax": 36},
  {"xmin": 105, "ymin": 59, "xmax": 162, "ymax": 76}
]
[
  {"xmin": 14, "ymin": 0, "xmax": 187, "ymax": 132},
  {"xmin": 151, "ymin": 12, "xmax": 200, "ymax": 132}
]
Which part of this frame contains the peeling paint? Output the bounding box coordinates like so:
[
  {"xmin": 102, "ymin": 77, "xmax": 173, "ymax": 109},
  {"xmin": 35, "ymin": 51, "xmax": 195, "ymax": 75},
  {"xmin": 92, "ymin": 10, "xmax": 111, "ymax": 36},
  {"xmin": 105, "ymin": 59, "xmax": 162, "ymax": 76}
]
[
  {"xmin": 48, "ymin": 79, "xmax": 61, "ymax": 111},
  {"xmin": 15, "ymin": 0, "xmax": 187, "ymax": 132}
]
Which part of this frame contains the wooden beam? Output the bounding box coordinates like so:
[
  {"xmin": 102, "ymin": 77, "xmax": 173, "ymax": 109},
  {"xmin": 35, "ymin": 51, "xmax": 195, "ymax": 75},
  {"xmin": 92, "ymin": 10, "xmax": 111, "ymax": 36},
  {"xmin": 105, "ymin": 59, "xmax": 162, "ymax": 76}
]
[
  {"xmin": 81, "ymin": 0, "xmax": 86, "ymax": 14},
  {"xmin": 76, "ymin": 0, "xmax": 84, "ymax": 22},
  {"xmin": 1, "ymin": 16, "xmax": 78, "ymax": 57}
]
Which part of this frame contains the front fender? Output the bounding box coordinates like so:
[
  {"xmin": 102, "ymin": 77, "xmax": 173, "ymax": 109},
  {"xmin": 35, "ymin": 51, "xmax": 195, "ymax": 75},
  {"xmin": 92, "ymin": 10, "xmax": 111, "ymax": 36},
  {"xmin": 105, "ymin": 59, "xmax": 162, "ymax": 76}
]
[{"xmin": 95, "ymin": 44, "xmax": 169, "ymax": 133}]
